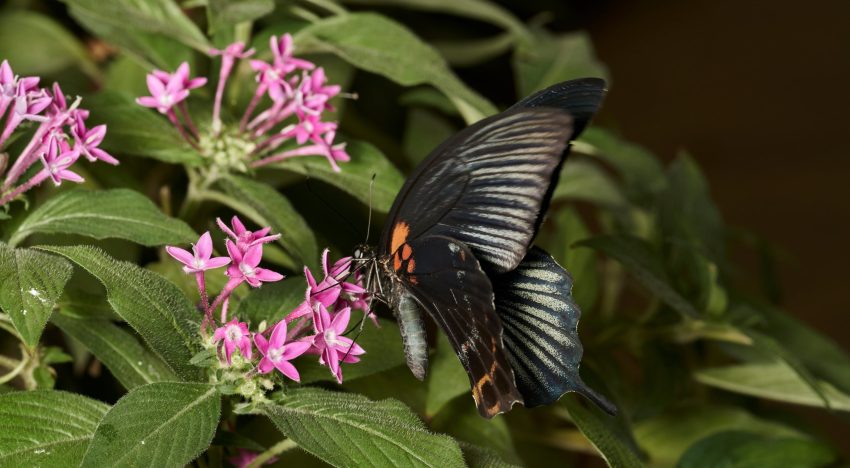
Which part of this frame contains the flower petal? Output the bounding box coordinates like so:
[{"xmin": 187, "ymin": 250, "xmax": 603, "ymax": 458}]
[
  {"xmin": 268, "ymin": 321, "xmax": 288, "ymax": 349},
  {"xmin": 275, "ymin": 360, "xmax": 300, "ymax": 382},
  {"xmin": 195, "ymin": 232, "xmax": 213, "ymax": 260},
  {"xmin": 281, "ymin": 340, "xmax": 311, "ymax": 360},
  {"xmin": 204, "ymin": 256, "xmax": 231, "ymax": 269},
  {"xmin": 331, "ymin": 307, "xmax": 351, "ymax": 334},
  {"xmin": 243, "ymin": 244, "xmax": 263, "ymax": 267},
  {"xmin": 165, "ymin": 246, "xmax": 195, "ymax": 266},
  {"xmin": 253, "ymin": 332, "xmax": 269, "ymax": 354},
  {"xmin": 257, "ymin": 357, "xmax": 275, "ymax": 374},
  {"xmin": 254, "ymin": 268, "xmax": 283, "ymax": 283}
]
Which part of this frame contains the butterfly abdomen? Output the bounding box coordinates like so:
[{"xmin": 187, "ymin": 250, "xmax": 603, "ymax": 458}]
[{"xmin": 395, "ymin": 292, "xmax": 429, "ymax": 380}]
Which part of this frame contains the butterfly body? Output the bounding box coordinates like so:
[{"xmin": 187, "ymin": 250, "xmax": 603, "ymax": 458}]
[{"xmin": 355, "ymin": 78, "xmax": 616, "ymax": 418}]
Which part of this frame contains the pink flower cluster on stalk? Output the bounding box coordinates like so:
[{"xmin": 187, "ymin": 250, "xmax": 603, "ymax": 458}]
[
  {"xmin": 166, "ymin": 216, "xmax": 373, "ymax": 384},
  {"xmin": 136, "ymin": 35, "xmax": 350, "ymax": 172},
  {"xmin": 0, "ymin": 60, "xmax": 116, "ymax": 207}
]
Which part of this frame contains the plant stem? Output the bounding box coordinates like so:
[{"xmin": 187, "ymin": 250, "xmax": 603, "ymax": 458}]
[
  {"xmin": 0, "ymin": 171, "xmax": 48, "ymax": 208},
  {"xmin": 246, "ymin": 439, "xmax": 297, "ymax": 468}
]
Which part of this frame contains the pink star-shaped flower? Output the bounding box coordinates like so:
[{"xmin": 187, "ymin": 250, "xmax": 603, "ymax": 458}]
[
  {"xmin": 38, "ymin": 137, "xmax": 83, "ymax": 186},
  {"xmin": 254, "ymin": 320, "xmax": 311, "ymax": 380},
  {"xmin": 217, "ymin": 216, "xmax": 280, "ymax": 253},
  {"xmin": 212, "ymin": 318, "xmax": 252, "ymax": 365},
  {"xmin": 225, "ymin": 241, "xmax": 284, "ymax": 288},
  {"xmin": 71, "ymin": 113, "xmax": 118, "ymax": 165},
  {"xmin": 165, "ymin": 231, "xmax": 231, "ymax": 274},
  {"xmin": 311, "ymin": 304, "xmax": 365, "ymax": 383},
  {"xmin": 136, "ymin": 70, "xmax": 190, "ymax": 114}
]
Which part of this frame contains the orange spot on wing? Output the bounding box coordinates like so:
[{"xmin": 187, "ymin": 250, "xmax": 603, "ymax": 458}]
[
  {"xmin": 390, "ymin": 221, "xmax": 410, "ymax": 255},
  {"xmin": 393, "ymin": 253, "xmax": 402, "ymax": 271},
  {"xmin": 407, "ymin": 258, "xmax": 416, "ymax": 273},
  {"xmin": 401, "ymin": 244, "xmax": 413, "ymax": 260}
]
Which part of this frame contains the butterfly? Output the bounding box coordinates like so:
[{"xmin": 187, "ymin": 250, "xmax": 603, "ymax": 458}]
[{"xmin": 354, "ymin": 78, "xmax": 616, "ymax": 418}]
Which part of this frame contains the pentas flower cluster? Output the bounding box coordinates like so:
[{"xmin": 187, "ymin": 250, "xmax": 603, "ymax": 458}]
[
  {"xmin": 0, "ymin": 60, "xmax": 115, "ymax": 207},
  {"xmin": 166, "ymin": 216, "xmax": 373, "ymax": 397},
  {"xmin": 136, "ymin": 34, "xmax": 350, "ymax": 173}
]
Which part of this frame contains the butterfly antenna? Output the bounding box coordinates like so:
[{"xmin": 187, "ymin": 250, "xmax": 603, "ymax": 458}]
[{"xmin": 364, "ymin": 173, "xmax": 376, "ymax": 243}]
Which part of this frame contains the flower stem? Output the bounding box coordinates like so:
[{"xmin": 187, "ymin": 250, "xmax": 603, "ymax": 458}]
[
  {"xmin": 167, "ymin": 109, "xmax": 200, "ymax": 151},
  {"xmin": 251, "ymin": 145, "xmax": 325, "ymax": 168},
  {"xmin": 0, "ymin": 171, "xmax": 48, "ymax": 208},
  {"xmin": 178, "ymin": 102, "xmax": 199, "ymax": 140},
  {"xmin": 2, "ymin": 120, "xmax": 49, "ymax": 190},
  {"xmin": 240, "ymin": 85, "xmax": 267, "ymax": 132},
  {"xmin": 246, "ymin": 439, "xmax": 298, "ymax": 468}
]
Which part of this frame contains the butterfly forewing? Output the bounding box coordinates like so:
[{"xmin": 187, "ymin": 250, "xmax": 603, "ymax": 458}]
[{"xmin": 382, "ymin": 108, "xmax": 573, "ymax": 273}]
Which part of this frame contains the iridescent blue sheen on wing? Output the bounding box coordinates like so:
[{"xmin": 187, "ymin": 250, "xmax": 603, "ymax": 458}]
[{"xmin": 493, "ymin": 247, "xmax": 616, "ymax": 414}]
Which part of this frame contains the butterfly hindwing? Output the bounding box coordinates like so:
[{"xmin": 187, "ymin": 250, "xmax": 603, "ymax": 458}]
[
  {"xmin": 395, "ymin": 234, "xmax": 523, "ymax": 418},
  {"xmin": 493, "ymin": 246, "xmax": 615, "ymax": 414},
  {"xmin": 383, "ymin": 108, "xmax": 574, "ymax": 274}
]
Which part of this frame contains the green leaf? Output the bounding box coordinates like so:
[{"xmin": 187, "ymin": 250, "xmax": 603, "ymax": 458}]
[
  {"xmin": 403, "ymin": 108, "xmax": 457, "ymax": 165},
  {"xmin": 425, "ymin": 332, "xmax": 469, "ymax": 417},
  {"xmin": 634, "ymin": 404, "xmax": 809, "ymax": 466},
  {"xmin": 80, "ymin": 382, "xmax": 220, "ymax": 467},
  {"xmin": 62, "ymin": 0, "xmax": 210, "ymax": 53},
  {"xmin": 576, "ymin": 127, "xmax": 667, "ymax": 206},
  {"xmin": 0, "ymin": 245, "xmax": 72, "ymax": 347},
  {"xmin": 340, "ymin": 0, "xmax": 531, "ymax": 44},
  {"xmin": 545, "ymin": 208, "xmax": 598, "ymax": 312},
  {"xmin": 294, "ymin": 13, "xmax": 497, "ymax": 123},
  {"xmin": 431, "ymin": 397, "xmax": 519, "ymax": 464},
  {"xmin": 514, "ymin": 29, "xmax": 608, "ymax": 98},
  {"xmin": 271, "ymin": 139, "xmax": 404, "ymax": 213},
  {"xmin": 58, "ymin": 288, "xmax": 119, "ymax": 321},
  {"xmin": 0, "ymin": 10, "xmax": 98, "ymax": 79},
  {"xmin": 52, "ymin": 313, "xmax": 178, "ymax": 390},
  {"xmin": 299, "ymin": 317, "xmax": 406, "ymax": 383},
  {"xmin": 261, "ymin": 387, "xmax": 465, "ymax": 467},
  {"xmin": 234, "ymin": 279, "xmax": 305, "ymax": 326},
  {"xmin": 10, "ymin": 189, "xmax": 196, "ymax": 247},
  {"xmin": 218, "ymin": 175, "xmax": 317, "ymax": 270},
  {"xmin": 553, "ymin": 159, "xmax": 626, "ymax": 207},
  {"xmin": 86, "ymin": 91, "xmax": 203, "ymax": 165},
  {"xmin": 577, "ymin": 235, "xmax": 699, "ymax": 318},
  {"xmin": 563, "ymin": 394, "xmax": 643, "ymax": 468},
  {"xmin": 38, "ymin": 245, "xmax": 201, "ymax": 381},
  {"xmin": 208, "ymin": 0, "xmax": 274, "ymax": 31},
  {"xmin": 695, "ymin": 360, "xmax": 850, "ymax": 412},
  {"xmin": 434, "ymin": 34, "xmax": 515, "ymax": 67},
  {"xmin": 0, "ymin": 391, "xmax": 110, "ymax": 467},
  {"xmin": 679, "ymin": 431, "xmax": 835, "ymax": 468},
  {"xmin": 459, "ymin": 442, "xmax": 521, "ymax": 468}
]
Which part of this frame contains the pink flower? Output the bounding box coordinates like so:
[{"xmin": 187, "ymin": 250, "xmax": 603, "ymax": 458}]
[
  {"xmin": 311, "ymin": 304, "xmax": 365, "ymax": 383},
  {"xmin": 136, "ymin": 71, "xmax": 190, "ymax": 114},
  {"xmin": 280, "ymin": 114, "xmax": 335, "ymax": 146},
  {"xmin": 152, "ymin": 62, "xmax": 207, "ymax": 91},
  {"xmin": 212, "ymin": 318, "xmax": 252, "ymax": 364},
  {"xmin": 225, "ymin": 241, "xmax": 284, "ymax": 287},
  {"xmin": 210, "ymin": 43, "xmax": 255, "ymax": 133},
  {"xmin": 217, "ymin": 216, "xmax": 280, "ymax": 253},
  {"xmin": 165, "ymin": 231, "xmax": 231, "ymax": 274},
  {"xmin": 71, "ymin": 113, "xmax": 118, "ymax": 165},
  {"xmin": 228, "ymin": 449, "xmax": 277, "ymax": 468},
  {"xmin": 270, "ymin": 34, "xmax": 314, "ymax": 74},
  {"xmin": 38, "ymin": 137, "xmax": 83, "ymax": 186},
  {"xmin": 254, "ymin": 320, "xmax": 311, "ymax": 380}
]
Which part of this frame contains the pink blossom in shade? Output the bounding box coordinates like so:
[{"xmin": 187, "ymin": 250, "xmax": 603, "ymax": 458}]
[
  {"xmin": 249, "ymin": 60, "xmax": 292, "ymax": 103},
  {"xmin": 270, "ymin": 34, "xmax": 314, "ymax": 74},
  {"xmin": 71, "ymin": 113, "xmax": 118, "ymax": 165},
  {"xmin": 228, "ymin": 449, "xmax": 278, "ymax": 468},
  {"xmin": 254, "ymin": 320, "xmax": 311, "ymax": 380},
  {"xmin": 301, "ymin": 68, "xmax": 341, "ymax": 114},
  {"xmin": 165, "ymin": 231, "xmax": 232, "ymax": 274},
  {"xmin": 38, "ymin": 137, "xmax": 83, "ymax": 186},
  {"xmin": 210, "ymin": 43, "xmax": 255, "ymax": 133},
  {"xmin": 152, "ymin": 62, "xmax": 207, "ymax": 91},
  {"xmin": 336, "ymin": 269, "xmax": 379, "ymax": 327},
  {"xmin": 135, "ymin": 71, "xmax": 190, "ymax": 114},
  {"xmin": 225, "ymin": 241, "xmax": 284, "ymax": 288},
  {"xmin": 212, "ymin": 318, "xmax": 253, "ymax": 364},
  {"xmin": 279, "ymin": 114, "xmax": 335, "ymax": 146},
  {"xmin": 311, "ymin": 304, "xmax": 366, "ymax": 383},
  {"xmin": 216, "ymin": 216, "xmax": 280, "ymax": 252}
]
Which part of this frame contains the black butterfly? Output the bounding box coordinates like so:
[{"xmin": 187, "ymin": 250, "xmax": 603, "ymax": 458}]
[{"xmin": 354, "ymin": 78, "xmax": 616, "ymax": 418}]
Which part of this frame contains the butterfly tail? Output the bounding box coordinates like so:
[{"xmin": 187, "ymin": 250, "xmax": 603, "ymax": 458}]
[{"xmin": 493, "ymin": 246, "xmax": 617, "ymax": 415}]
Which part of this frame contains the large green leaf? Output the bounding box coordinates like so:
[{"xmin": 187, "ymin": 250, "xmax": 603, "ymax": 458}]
[
  {"xmin": 61, "ymin": 0, "xmax": 210, "ymax": 53},
  {"xmin": 0, "ymin": 10, "xmax": 98, "ymax": 79},
  {"xmin": 695, "ymin": 360, "xmax": 850, "ymax": 412},
  {"xmin": 564, "ymin": 394, "xmax": 643, "ymax": 468},
  {"xmin": 39, "ymin": 245, "xmax": 201, "ymax": 381},
  {"xmin": 679, "ymin": 431, "xmax": 835, "ymax": 468},
  {"xmin": 431, "ymin": 397, "xmax": 519, "ymax": 464},
  {"xmin": 634, "ymin": 404, "xmax": 809, "ymax": 466},
  {"xmin": 553, "ymin": 159, "xmax": 627, "ymax": 207},
  {"xmin": 294, "ymin": 13, "xmax": 497, "ymax": 123},
  {"xmin": 299, "ymin": 317, "xmax": 406, "ymax": 383},
  {"xmin": 208, "ymin": 0, "xmax": 274, "ymax": 32},
  {"xmin": 261, "ymin": 387, "xmax": 465, "ymax": 467},
  {"xmin": 576, "ymin": 235, "xmax": 699, "ymax": 318},
  {"xmin": 0, "ymin": 245, "xmax": 72, "ymax": 347},
  {"xmin": 514, "ymin": 29, "xmax": 608, "ymax": 98},
  {"xmin": 271, "ymin": 140, "xmax": 404, "ymax": 213},
  {"xmin": 86, "ymin": 91, "xmax": 203, "ymax": 165},
  {"xmin": 218, "ymin": 175, "xmax": 317, "ymax": 270},
  {"xmin": 0, "ymin": 391, "xmax": 109, "ymax": 467},
  {"xmin": 80, "ymin": 382, "xmax": 220, "ymax": 467},
  {"xmin": 10, "ymin": 189, "xmax": 196, "ymax": 247},
  {"xmin": 52, "ymin": 313, "xmax": 178, "ymax": 390}
]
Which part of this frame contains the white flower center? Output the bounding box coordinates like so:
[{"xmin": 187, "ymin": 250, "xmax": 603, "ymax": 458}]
[
  {"xmin": 159, "ymin": 94, "xmax": 173, "ymax": 107},
  {"xmin": 225, "ymin": 325, "xmax": 242, "ymax": 343},
  {"xmin": 323, "ymin": 329, "xmax": 340, "ymax": 346},
  {"xmin": 239, "ymin": 262, "xmax": 256, "ymax": 278},
  {"xmin": 267, "ymin": 346, "xmax": 283, "ymax": 363},
  {"xmin": 192, "ymin": 258, "xmax": 206, "ymax": 269}
]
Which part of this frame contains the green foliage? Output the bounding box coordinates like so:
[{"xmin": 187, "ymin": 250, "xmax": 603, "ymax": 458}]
[
  {"xmin": 0, "ymin": 391, "xmax": 109, "ymax": 467},
  {"xmin": 80, "ymin": 382, "xmax": 220, "ymax": 467},
  {"xmin": 261, "ymin": 387, "xmax": 466, "ymax": 467},
  {"xmin": 9, "ymin": 189, "xmax": 196, "ymax": 248},
  {"xmin": 564, "ymin": 395, "xmax": 644, "ymax": 468},
  {"xmin": 0, "ymin": 245, "xmax": 72, "ymax": 347},
  {"xmin": 678, "ymin": 431, "xmax": 835, "ymax": 468}
]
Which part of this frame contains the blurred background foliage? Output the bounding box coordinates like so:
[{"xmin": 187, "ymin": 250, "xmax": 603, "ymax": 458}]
[{"xmin": 0, "ymin": 0, "xmax": 848, "ymax": 467}]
